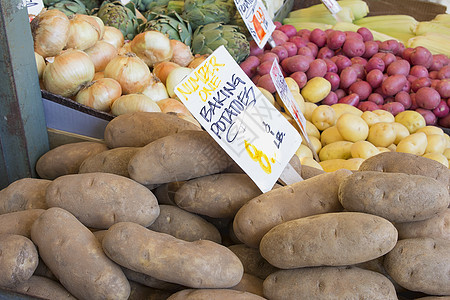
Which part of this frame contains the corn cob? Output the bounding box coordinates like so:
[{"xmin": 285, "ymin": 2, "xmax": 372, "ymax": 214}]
[
  {"xmin": 283, "ymin": 21, "xmax": 333, "ymax": 32},
  {"xmin": 338, "ymin": 0, "xmax": 369, "ymax": 20},
  {"xmin": 407, "ymin": 34, "xmax": 450, "ymax": 56},
  {"xmin": 283, "ymin": 8, "xmax": 354, "ymax": 25},
  {"xmin": 354, "ymin": 14, "xmax": 417, "ymax": 26},
  {"xmin": 432, "ymin": 14, "xmax": 450, "ymax": 22},
  {"xmin": 288, "ymin": 0, "xmax": 368, "ymax": 20},
  {"xmin": 356, "ymin": 20, "xmax": 417, "ymax": 35},
  {"xmin": 415, "ymin": 21, "xmax": 450, "ymax": 36}
]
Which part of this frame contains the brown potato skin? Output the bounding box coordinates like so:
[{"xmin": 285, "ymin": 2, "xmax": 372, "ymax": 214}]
[
  {"xmin": 45, "ymin": 173, "xmax": 160, "ymax": 229},
  {"xmin": 233, "ymin": 169, "xmax": 351, "ymax": 248},
  {"xmin": 148, "ymin": 205, "xmax": 221, "ymax": 243},
  {"xmin": 230, "ymin": 273, "xmax": 264, "ymax": 297},
  {"xmin": 395, "ymin": 208, "xmax": 450, "ymax": 240},
  {"xmin": 227, "ymin": 244, "xmax": 279, "ymax": 280},
  {"xmin": 0, "ymin": 178, "xmax": 50, "ymax": 214},
  {"xmin": 338, "ymin": 171, "xmax": 449, "ymax": 223},
  {"xmin": 260, "ymin": 212, "xmax": 398, "ymax": 269},
  {"xmin": 0, "ymin": 209, "xmax": 45, "ymax": 238},
  {"xmin": 30, "ymin": 207, "xmax": 130, "ymax": 300},
  {"xmin": 128, "ymin": 130, "xmax": 234, "ymax": 185},
  {"xmin": 174, "ymin": 173, "xmax": 262, "ymax": 218},
  {"xmin": 36, "ymin": 142, "xmax": 108, "ymax": 179},
  {"xmin": 263, "ymin": 266, "xmax": 397, "ymax": 300},
  {"xmin": 121, "ymin": 267, "xmax": 184, "ymax": 292},
  {"xmin": 104, "ymin": 112, "xmax": 202, "ymax": 148},
  {"xmin": 78, "ymin": 147, "xmax": 141, "ymax": 177},
  {"xmin": 301, "ymin": 165, "xmax": 326, "ymax": 179},
  {"xmin": 9, "ymin": 275, "xmax": 76, "ymax": 299},
  {"xmin": 0, "ymin": 234, "xmax": 38, "ymax": 289},
  {"xmin": 358, "ymin": 152, "xmax": 450, "ymax": 193},
  {"xmin": 128, "ymin": 281, "xmax": 174, "ymax": 300},
  {"xmin": 167, "ymin": 289, "xmax": 266, "ymax": 300},
  {"xmin": 384, "ymin": 237, "xmax": 450, "ymax": 295},
  {"xmin": 102, "ymin": 222, "xmax": 244, "ymax": 289}
]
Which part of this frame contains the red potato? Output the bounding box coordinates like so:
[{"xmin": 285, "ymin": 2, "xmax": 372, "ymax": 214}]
[
  {"xmin": 324, "ymin": 58, "xmax": 338, "ymax": 73},
  {"xmin": 351, "ymin": 57, "xmax": 367, "ymax": 67},
  {"xmin": 324, "ymin": 72, "xmax": 340, "ymax": 91},
  {"xmin": 382, "ymin": 102, "xmax": 405, "ymax": 116},
  {"xmin": 366, "ymin": 69, "xmax": 384, "ymax": 89},
  {"xmin": 351, "ymin": 64, "xmax": 365, "ymax": 80},
  {"xmin": 433, "ymin": 100, "xmax": 450, "ymax": 118},
  {"xmin": 387, "ymin": 59, "xmax": 410, "ymax": 76},
  {"xmin": 436, "ymin": 79, "xmax": 450, "ymax": 98},
  {"xmin": 271, "ymin": 46, "xmax": 288, "ymax": 62},
  {"xmin": 431, "ymin": 79, "xmax": 440, "ymax": 89},
  {"xmin": 306, "ymin": 42, "xmax": 318, "ymax": 58},
  {"xmin": 338, "ymin": 93, "xmax": 360, "ymax": 106},
  {"xmin": 249, "ymin": 41, "xmax": 264, "ymax": 57},
  {"xmin": 381, "ymin": 74, "xmax": 407, "ymax": 96},
  {"xmin": 402, "ymin": 47, "xmax": 414, "ymax": 62},
  {"xmin": 438, "ymin": 111, "xmax": 450, "ymax": 127},
  {"xmin": 362, "ymin": 41, "xmax": 379, "ymax": 59},
  {"xmin": 384, "ymin": 97, "xmax": 394, "ymax": 104},
  {"xmin": 317, "ymin": 47, "xmax": 335, "ymax": 60},
  {"xmin": 260, "ymin": 52, "xmax": 279, "ymax": 64},
  {"xmin": 379, "ymin": 40, "xmax": 400, "ymax": 54},
  {"xmin": 409, "ymin": 65, "xmax": 428, "ymax": 78},
  {"xmin": 358, "ymin": 100, "xmax": 379, "ymax": 111},
  {"xmin": 411, "ymin": 77, "xmax": 431, "ymax": 92},
  {"xmin": 366, "ymin": 57, "xmax": 385, "ymax": 73},
  {"xmin": 289, "ymin": 71, "xmax": 308, "ymax": 89},
  {"xmin": 288, "ymin": 36, "xmax": 308, "ymax": 48},
  {"xmin": 274, "ymin": 21, "xmax": 282, "ymax": 29},
  {"xmin": 335, "ymin": 89, "xmax": 346, "ymax": 100},
  {"xmin": 340, "ymin": 67, "xmax": 358, "ymax": 89},
  {"xmin": 415, "ymin": 87, "xmax": 441, "ymax": 110},
  {"xmin": 368, "ymin": 93, "xmax": 384, "ymax": 105},
  {"xmin": 333, "ymin": 55, "xmax": 352, "ymax": 73},
  {"xmin": 327, "ymin": 30, "xmax": 346, "ymax": 50},
  {"xmin": 429, "ymin": 70, "xmax": 439, "ymax": 79},
  {"xmin": 357, "ymin": 27, "xmax": 373, "ymax": 42},
  {"xmin": 321, "ymin": 91, "xmax": 338, "ymax": 105},
  {"xmin": 256, "ymin": 61, "xmax": 273, "ymax": 76},
  {"xmin": 271, "ymin": 30, "xmax": 289, "ymax": 45},
  {"xmin": 345, "ymin": 31, "xmax": 363, "ymax": 41},
  {"xmin": 282, "ymin": 42, "xmax": 298, "ymax": 57},
  {"xmin": 416, "ymin": 108, "xmax": 437, "ymax": 125},
  {"xmin": 281, "ymin": 55, "xmax": 312, "ymax": 73},
  {"xmin": 349, "ymin": 81, "xmax": 372, "ymax": 100},
  {"xmin": 401, "ymin": 80, "xmax": 411, "ymax": 92},
  {"xmin": 397, "ymin": 42, "xmax": 406, "ymax": 56},
  {"xmin": 410, "ymin": 46, "xmax": 432, "ymax": 68},
  {"xmin": 438, "ymin": 65, "xmax": 450, "ymax": 79},
  {"xmin": 410, "ymin": 93, "xmax": 418, "ymax": 109},
  {"xmin": 381, "ymin": 53, "xmax": 397, "ymax": 68},
  {"xmin": 297, "ymin": 46, "xmax": 314, "ymax": 57},
  {"xmin": 279, "ymin": 24, "xmax": 297, "ymax": 38},
  {"xmin": 240, "ymin": 56, "xmax": 260, "ymax": 78},
  {"xmin": 257, "ymin": 74, "xmax": 276, "ymax": 93},
  {"xmin": 394, "ymin": 91, "xmax": 412, "ymax": 109},
  {"xmin": 306, "ymin": 59, "xmax": 327, "ymax": 79},
  {"xmin": 342, "ymin": 38, "xmax": 365, "ymax": 58},
  {"xmin": 429, "ymin": 54, "xmax": 449, "ymax": 71},
  {"xmin": 407, "ymin": 74, "xmax": 417, "ymax": 84},
  {"xmin": 296, "ymin": 29, "xmax": 311, "ymax": 39},
  {"xmin": 309, "ymin": 28, "xmax": 327, "ymax": 48}
]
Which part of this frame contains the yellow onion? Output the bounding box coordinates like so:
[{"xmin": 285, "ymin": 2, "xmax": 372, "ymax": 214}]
[
  {"xmin": 166, "ymin": 67, "xmax": 193, "ymax": 98},
  {"xmin": 130, "ymin": 31, "xmax": 173, "ymax": 67},
  {"xmin": 104, "ymin": 52, "xmax": 152, "ymax": 94},
  {"xmin": 66, "ymin": 14, "xmax": 102, "ymax": 50},
  {"xmin": 153, "ymin": 61, "xmax": 180, "ymax": 85},
  {"xmin": 118, "ymin": 42, "xmax": 132, "ymax": 55},
  {"xmin": 102, "ymin": 26, "xmax": 124, "ymax": 49},
  {"xmin": 43, "ymin": 49, "xmax": 95, "ymax": 97},
  {"xmin": 142, "ymin": 75, "xmax": 169, "ymax": 102},
  {"xmin": 111, "ymin": 93, "xmax": 161, "ymax": 116},
  {"xmin": 34, "ymin": 51, "xmax": 46, "ymax": 79},
  {"xmin": 188, "ymin": 54, "xmax": 209, "ymax": 69},
  {"xmin": 90, "ymin": 15, "xmax": 105, "ymax": 40},
  {"xmin": 84, "ymin": 41, "xmax": 118, "ymax": 72},
  {"xmin": 31, "ymin": 9, "xmax": 70, "ymax": 58},
  {"xmin": 157, "ymin": 98, "xmax": 190, "ymax": 115},
  {"xmin": 93, "ymin": 71, "xmax": 104, "ymax": 81},
  {"xmin": 170, "ymin": 40, "xmax": 194, "ymax": 67},
  {"xmin": 75, "ymin": 78, "xmax": 122, "ymax": 111}
]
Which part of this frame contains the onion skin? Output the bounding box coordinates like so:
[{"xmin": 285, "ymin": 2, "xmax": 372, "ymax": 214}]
[
  {"xmin": 170, "ymin": 40, "xmax": 194, "ymax": 67},
  {"xmin": 31, "ymin": 9, "xmax": 70, "ymax": 58},
  {"xmin": 156, "ymin": 98, "xmax": 190, "ymax": 115},
  {"xmin": 85, "ymin": 41, "xmax": 118, "ymax": 72},
  {"xmin": 66, "ymin": 14, "xmax": 102, "ymax": 51},
  {"xmin": 188, "ymin": 54, "xmax": 209, "ymax": 69},
  {"xmin": 75, "ymin": 78, "xmax": 122, "ymax": 112},
  {"xmin": 142, "ymin": 76, "xmax": 169, "ymax": 102},
  {"xmin": 34, "ymin": 52, "xmax": 46, "ymax": 79},
  {"xmin": 43, "ymin": 49, "xmax": 95, "ymax": 98},
  {"xmin": 111, "ymin": 94, "xmax": 161, "ymax": 116},
  {"xmin": 153, "ymin": 61, "xmax": 181, "ymax": 85},
  {"xmin": 102, "ymin": 26, "xmax": 124, "ymax": 50},
  {"xmin": 130, "ymin": 31, "xmax": 173, "ymax": 67}
]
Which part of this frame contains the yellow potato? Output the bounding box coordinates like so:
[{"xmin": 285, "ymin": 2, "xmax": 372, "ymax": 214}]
[
  {"xmin": 394, "ymin": 111, "xmax": 426, "ymax": 133},
  {"xmin": 285, "ymin": 77, "xmax": 300, "ymax": 94},
  {"xmin": 422, "ymin": 153, "xmax": 449, "ymax": 168},
  {"xmin": 372, "ymin": 110, "xmax": 395, "ymax": 123},
  {"xmin": 303, "ymin": 102, "xmax": 318, "ymax": 122},
  {"xmin": 425, "ymin": 134, "xmax": 447, "ymax": 154},
  {"xmin": 387, "ymin": 144, "xmax": 397, "ymax": 152},
  {"xmin": 301, "ymin": 77, "xmax": 331, "ymax": 103},
  {"xmin": 416, "ymin": 125, "xmax": 444, "ymax": 136},
  {"xmin": 305, "ymin": 120, "xmax": 321, "ymax": 140},
  {"xmin": 303, "ymin": 136, "xmax": 322, "ymax": 154},
  {"xmin": 444, "ymin": 148, "xmax": 450, "ymax": 160},
  {"xmin": 319, "ymin": 159, "xmax": 347, "ymax": 172},
  {"xmin": 336, "ymin": 113, "xmax": 369, "ymax": 142},
  {"xmin": 319, "ymin": 141, "xmax": 353, "ymax": 161},
  {"xmin": 311, "ymin": 105, "xmax": 337, "ymax": 131},
  {"xmin": 299, "ymin": 157, "xmax": 323, "ymax": 170},
  {"xmin": 320, "ymin": 126, "xmax": 345, "ymax": 146},
  {"xmin": 344, "ymin": 158, "xmax": 365, "ymax": 170},
  {"xmin": 351, "ymin": 141, "xmax": 381, "ymax": 159},
  {"xmin": 258, "ymin": 87, "xmax": 276, "ymax": 107},
  {"xmin": 361, "ymin": 111, "xmax": 381, "ymax": 127},
  {"xmin": 445, "ymin": 134, "xmax": 450, "ymax": 148},
  {"xmin": 276, "ymin": 91, "xmax": 305, "ymax": 115},
  {"xmin": 391, "ymin": 122, "xmax": 410, "ymax": 145},
  {"xmin": 295, "ymin": 144, "xmax": 313, "ymax": 159},
  {"xmin": 396, "ymin": 132, "xmax": 428, "ymax": 155},
  {"xmin": 367, "ymin": 122, "xmax": 396, "ymax": 147},
  {"xmin": 331, "ymin": 103, "xmax": 363, "ymax": 119},
  {"xmin": 377, "ymin": 147, "xmax": 391, "ymax": 153}
]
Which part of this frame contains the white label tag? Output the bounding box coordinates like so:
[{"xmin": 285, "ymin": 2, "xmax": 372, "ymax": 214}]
[
  {"xmin": 174, "ymin": 46, "xmax": 302, "ymax": 193},
  {"xmin": 234, "ymin": 0, "xmax": 276, "ymax": 49},
  {"xmin": 321, "ymin": 0, "xmax": 342, "ymax": 15},
  {"xmin": 25, "ymin": 0, "xmax": 44, "ymax": 18}
]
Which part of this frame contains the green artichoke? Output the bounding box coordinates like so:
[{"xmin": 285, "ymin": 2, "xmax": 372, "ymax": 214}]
[
  {"xmin": 47, "ymin": 0, "xmax": 89, "ymax": 16},
  {"xmin": 182, "ymin": 0, "xmax": 236, "ymax": 30},
  {"xmin": 191, "ymin": 22, "xmax": 250, "ymax": 64},
  {"xmin": 139, "ymin": 12, "xmax": 192, "ymax": 46},
  {"xmin": 96, "ymin": 0, "xmax": 141, "ymax": 40},
  {"xmin": 131, "ymin": 0, "xmax": 170, "ymax": 12},
  {"xmin": 228, "ymin": 10, "xmax": 250, "ymax": 39},
  {"xmin": 78, "ymin": 0, "xmax": 103, "ymax": 11},
  {"xmin": 142, "ymin": 0, "xmax": 184, "ymax": 15}
]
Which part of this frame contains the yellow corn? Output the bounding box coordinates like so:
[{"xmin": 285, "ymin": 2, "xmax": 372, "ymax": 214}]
[
  {"xmin": 338, "ymin": 0, "xmax": 370, "ymax": 20},
  {"xmin": 288, "ymin": 0, "xmax": 368, "ymax": 20},
  {"xmin": 407, "ymin": 34, "xmax": 450, "ymax": 56},
  {"xmin": 283, "ymin": 21, "xmax": 333, "ymax": 32},
  {"xmin": 287, "ymin": 6, "xmax": 354, "ymax": 24},
  {"xmin": 415, "ymin": 21, "xmax": 450, "ymax": 36},
  {"xmin": 354, "ymin": 14, "xmax": 417, "ymax": 26},
  {"xmin": 432, "ymin": 14, "xmax": 450, "ymax": 23}
]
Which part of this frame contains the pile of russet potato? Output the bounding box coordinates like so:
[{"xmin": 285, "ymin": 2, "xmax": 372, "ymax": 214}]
[{"xmin": 0, "ymin": 111, "xmax": 449, "ymax": 300}]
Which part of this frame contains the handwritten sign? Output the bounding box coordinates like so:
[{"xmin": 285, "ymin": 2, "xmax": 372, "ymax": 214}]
[
  {"xmin": 25, "ymin": 0, "xmax": 44, "ymax": 19},
  {"xmin": 234, "ymin": 0, "xmax": 276, "ymax": 49},
  {"xmin": 175, "ymin": 46, "xmax": 302, "ymax": 193},
  {"xmin": 321, "ymin": 0, "xmax": 342, "ymax": 14}
]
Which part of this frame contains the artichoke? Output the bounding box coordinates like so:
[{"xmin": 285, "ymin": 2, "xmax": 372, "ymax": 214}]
[
  {"xmin": 47, "ymin": 0, "xmax": 89, "ymax": 16},
  {"xmin": 228, "ymin": 10, "xmax": 250, "ymax": 39},
  {"xmin": 96, "ymin": 0, "xmax": 141, "ymax": 40},
  {"xmin": 131, "ymin": 0, "xmax": 170, "ymax": 12},
  {"xmin": 142, "ymin": 0, "xmax": 184, "ymax": 16},
  {"xmin": 191, "ymin": 22, "xmax": 250, "ymax": 64},
  {"xmin": 139, "ymin": 12, "xmax": 192, "ymax": 46},
  {"xmin": 78, "ymin": 0, "xmax": 103, "ymax": 11},
  {"xmin": 182, "ymin": 0, "xmax": 236, "ymax": 30}
]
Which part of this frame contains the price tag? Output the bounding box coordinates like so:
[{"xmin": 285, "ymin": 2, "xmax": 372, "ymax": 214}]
[
  {"xmin": 174, "ymin": 46, "xmax": 302, "ymax": 193},
  {"xmin": 321, "ymin": 0, "xmax": 342, "ymax": 15},
  {"xmin": 25, "ymin": 0, "xmax": 44, "ymax": 19},
  {"xmin": 234, "ymin": 0, "xmax": 276, "ymax": 49}
]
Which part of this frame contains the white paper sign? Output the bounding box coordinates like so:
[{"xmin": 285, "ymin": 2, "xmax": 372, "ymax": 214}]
[
  {"xmin": 234, "ymin": 0, "xmax": 276, "ymax": 49},
  {"xmin": 321, "ymin": 0, "xmax": 342, "ymax": 14},
  {"xmin": 269, "ymin": 60, "xmax": 311, "ymax": 146},
  {"xmin": 174, "ymin": 46, "xmax": 302, "ymax": 193},
  {"xmin": 25, "ymin": 0, "xmax": 44, "ymax": 18}
]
